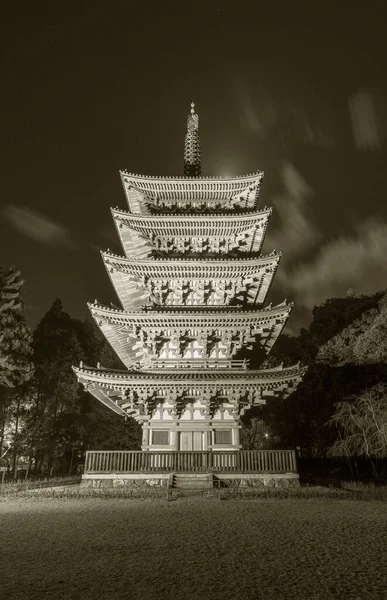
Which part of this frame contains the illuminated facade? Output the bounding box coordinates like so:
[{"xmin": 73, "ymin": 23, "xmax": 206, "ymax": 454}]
[{"xmin": 73, "ymin": 103, "xmax": 305, "ymax": 455}]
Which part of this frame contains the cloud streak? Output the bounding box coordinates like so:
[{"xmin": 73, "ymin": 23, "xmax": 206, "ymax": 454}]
[
  {"xmin": 264, "ymin": 162, "xmax": 387, "ymax": 318},
  {"xmin": 265, "ymin": 162, "xmax": 321, "ymax": 262},
  {"xmin": 3, "ymin": 205, "xmax": 74, "ymax": 248},
  {"xmin": 283, "ymin": 219, "xmax": 387, "ymax": 310},
  {"xmin": 349, "ymin": 88, "xmax": 385, "ymax": 151},
  {"xmin": 235, "ymin": 83, "xmax": 336, "ymax": 150}
]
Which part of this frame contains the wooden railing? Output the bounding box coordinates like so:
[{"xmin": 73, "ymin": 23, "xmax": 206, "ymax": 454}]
[
  {"xmin": 84, "ymin": 450, "xmax": 297, "ymax": 474},
  {"xmin": 148, "ymin": 359, "xmax": 249, "ymax": 370}
]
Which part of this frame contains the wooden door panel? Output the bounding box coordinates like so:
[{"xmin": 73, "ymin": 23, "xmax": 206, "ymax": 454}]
[
  {"xmin": 193, "ymin": 431, "xmax": 203, "ymax": 451},
  {"xmin": 180, "ymin": 432, "xmax": 193, "ymax": 451}
]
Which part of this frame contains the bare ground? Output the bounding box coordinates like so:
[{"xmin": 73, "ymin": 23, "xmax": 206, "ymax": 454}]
[{"xmin": 1, "ymin": 497, "xmax": 386, "ymax": 600}]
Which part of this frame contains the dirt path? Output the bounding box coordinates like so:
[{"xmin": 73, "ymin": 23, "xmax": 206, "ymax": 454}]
[{"xmin": 1, "ymin": 497, "xmax": 386, "ymax": 599}]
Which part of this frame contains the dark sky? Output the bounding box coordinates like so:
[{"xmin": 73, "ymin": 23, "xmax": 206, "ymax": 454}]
[{"xmin": 1, "ymin": 1, "xmax": 387, "ymax": 334}]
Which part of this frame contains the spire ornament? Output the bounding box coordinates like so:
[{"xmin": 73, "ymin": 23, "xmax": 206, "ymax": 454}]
[{"xmin": 184, "ymin": 102, "xmax": 201, "ymax": 177}]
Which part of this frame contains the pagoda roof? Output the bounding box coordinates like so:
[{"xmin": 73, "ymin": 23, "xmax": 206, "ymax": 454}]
[
  {"xmin": 89, "ymin": 300, "xmax": 292, "ymax": 324},
  {"xmin": 73, "ymin": 362, "xmax": 306, "ymax": 422},
  {"xmin": 102, "ymin": 250, "xmax": 281, "ymax": 280},
  {"xmin": 120, "ymin": 171, "xmax": 264, "ymax": 213},
  {"xmin": 111, "ymin": 207, "xmax": 271, "ymax": 254},
  {"xmin": 87, "ymin": 301, "xmax": 292, "ymax": 368},
  {"xmin": 73, "ymin": 362, "xmax": 305, "ymax": 421},
  {"xmin": 120, "ymin": 171, "xmax": 263, "ymax": 200},
  {"xmin": 73, "ymin": 357, "xmax": 305, "ymax": 423},
  {"xmin": 102, "ymin": 251, "xmax": 280, "ymax": 310},
  {"xmin": 74, "ymin": 362, "xmax": 305, "ymax": 384}
]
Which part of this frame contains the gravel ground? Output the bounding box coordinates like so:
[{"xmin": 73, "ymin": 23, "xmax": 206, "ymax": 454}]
[{"xmin": 1, "ymin": 497, "xmax": 386, "ymax": 600}]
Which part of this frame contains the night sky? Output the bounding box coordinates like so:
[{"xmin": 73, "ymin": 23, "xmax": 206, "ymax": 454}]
[{"xmin": 2, "ymin": 2, "xmax": 386, "ymax": 334}]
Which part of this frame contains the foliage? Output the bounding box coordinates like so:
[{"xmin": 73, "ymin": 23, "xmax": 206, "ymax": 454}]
[
  {"xmin": 353, "ymin": 294, "xmax": 387, "ymax": 364},
  {"xmin": 73, "ymin": 391, "xmax": 141, "ymax": 451},
  {"xmin": 327, "ymin": 384, "xmax": 387, "ymax": 459},
  {"xmin": 0, "ymin": 266, "xmax": 33, "ymax": 470},
  {"xmin": 317, "ymin": 291, "xmax": 387, "ymax": 366},
  {"xmin": 0, "ymin": 266, "xmax": 34, "ymax": 388},
  {"xmin": 0, "ymin": 475, "xmax": 81, "ymax": 491},
  {"xmin": 10, "ymin": 299, "xmax": 140, "ymax": 477},
  {"xmin": 241, "ymin": 417, "xmax": 275, "ymax": 450},
  {"xmin": 249, "ymin": 289, "xmax": 387, "ymax": 458},
  {"xmin": 99, "ymin": 339, "xmax": 126, "ymax": 369},
  {"xmin": 307, "ymin": 292, "xmax": 384, "ymax": 353},
  {"xmin": 3, "ymin": 480, "xmax": 387, "ymax": 501}
]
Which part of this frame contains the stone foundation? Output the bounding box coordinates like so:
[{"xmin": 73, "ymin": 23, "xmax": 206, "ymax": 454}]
[
  {"xmin": 81, "ymin": 472, "xmax": 299, "ymax": 489},
  {"xmin": 81, "ymin": 474, "xmax": 170, "ymax": 488},
  {"xmin": 214, "ymin": 473, "xmax": 300, "ymax": 488}
]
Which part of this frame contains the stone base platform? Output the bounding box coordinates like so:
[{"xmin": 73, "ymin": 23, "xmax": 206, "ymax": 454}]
[
  {"xmin": 214, "ymin": 473, "xmax": 299, "ymax": 488},
  {"xmin": 81, "ymin": 472, "xmax": 299, "ymax": 489}
]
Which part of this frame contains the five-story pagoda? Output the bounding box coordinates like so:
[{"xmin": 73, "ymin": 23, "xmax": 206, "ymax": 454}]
[{"xmin": 74, "ymin": 103, "xmax": 305, "ymax": 474}]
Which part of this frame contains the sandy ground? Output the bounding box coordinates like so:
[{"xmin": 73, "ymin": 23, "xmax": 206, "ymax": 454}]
[{"xmin": 1, "ymin": 497, "xmax": 386, "ymax": 600}]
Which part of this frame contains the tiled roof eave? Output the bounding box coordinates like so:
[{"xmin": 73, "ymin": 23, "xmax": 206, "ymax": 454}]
[
  {"xmin": 101, "ymin": 250, "xmax": 281, "ymax": 266},
  {"xmin": 111, "ymin": 206, "xmax": 272, "ymax": 222},
  {"xmin": 88, "ymin": 303, "xmax": 292, "ymax": 327},
  {"xmin": 119, "ymin": 170, "xmax": 264, "ymax": 183},
  {"xmin": 88, "ymin": 300, "xmax": 293, "ymax": 317},
  {"xmin": 73, "ymin": 364, "xmax": 307, "ymax": 385}
]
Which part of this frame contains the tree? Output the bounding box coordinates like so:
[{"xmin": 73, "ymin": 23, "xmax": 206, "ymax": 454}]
[
  {"xmin": 99, "ymin": 339, "xmax": 125, "ymax": 369},
  {"xmin": 327, "ymin": 384, "xmax": 387, "ymax": 468},
  {"xmin": 0, "ymin": 266, "xmax": 33, "ymax": 472},
  {"xmin": 257, "ymin": 290, "xmax": 387, "ymax": 457},
  {"xmin": 307, "ymin": 292, "xmax": 384, "ymax": 353},
  {"xmin": 353, "ymin": 293, "xmax": 387, "ymax": 364},
  {"xmin": 241, "ymin": 417, "xmax": 275, "ymax": 450},
  {"xmin": 0, "ymin": 266, "xmax": 33, "ymax": 388},
  {"xmin": 28, "ymin": 299, "xmax": 99, "ymax": 474},
  {"xmin": 316, "ymin": 291, "xmax": 386, "ymax": 366},
  {"xmin": 17, "ymin": 299, "xmax": 140, "ymax": 476}
]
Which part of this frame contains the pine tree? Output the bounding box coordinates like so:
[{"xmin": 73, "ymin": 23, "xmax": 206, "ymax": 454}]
[
  {"xmin": 29, "ymin": 299, "xmax": 84, "ymax": 473},
  {"xmin": 0, "ymin": 267, "xmax": 33, "ymax": 388},
  {"xmin": 0, "ymin": 266, "xmax": 33, "ymax": 467},
  {"xmin": 21, "ymin": 299, "xmax": 140, "ymax": 475}
]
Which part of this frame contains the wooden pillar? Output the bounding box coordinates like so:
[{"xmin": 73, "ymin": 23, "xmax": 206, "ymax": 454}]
[
  {"xmin": 141, "ymin": 426, "xmax": 150, "ymax": 450},
  {"xmin": 170, "ymin": 429, "xmax": 178, "ymax": 450},
  {"xmin": 232, "ymin": 427, "xmax": 241, "ymax": 448}
]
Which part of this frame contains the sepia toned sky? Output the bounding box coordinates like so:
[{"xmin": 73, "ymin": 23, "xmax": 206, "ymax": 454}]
[{"xmin": 1, "ymin": 1, "xmax": 386, "ymax": 333}]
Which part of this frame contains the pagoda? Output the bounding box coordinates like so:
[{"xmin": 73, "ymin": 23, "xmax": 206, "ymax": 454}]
[{"xmin": 74, "ymin": 104, "xmax": 305, "ymax": 485}]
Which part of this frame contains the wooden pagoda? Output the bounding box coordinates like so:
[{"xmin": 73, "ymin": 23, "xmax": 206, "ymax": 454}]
[{"xmin": 73, "ymin": 103, "xmax": 305, "ymax": 488}]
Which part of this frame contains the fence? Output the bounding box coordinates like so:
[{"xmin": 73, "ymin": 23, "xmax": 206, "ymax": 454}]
[{"xmin": 84, "ymin": 450, "xmax": 297, "ymax": 474}]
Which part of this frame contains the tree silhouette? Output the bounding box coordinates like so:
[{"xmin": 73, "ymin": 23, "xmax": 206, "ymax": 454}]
[{"xmin": 0, "ymin": 266, "xmax": 33, "ymax": 471}]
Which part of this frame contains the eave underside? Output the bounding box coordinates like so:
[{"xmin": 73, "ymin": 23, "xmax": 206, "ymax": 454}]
[
  {"xmin": 88, "ymin": 302, "xmax": 291, "ymax": 369},
  {"xmin": 113, "ymin": 214, "xmax": 271, "ymax": 260},
  {"xmin": 111, "ymin": 207, "xmax": 271, "ymax": 236},
  {"xmin": 74, "ymin": 363, "xmax": 305, "ymax": 423},
  {"xmin": 102, "ymin": 252, "xmax": 280, "ymax": 310}
]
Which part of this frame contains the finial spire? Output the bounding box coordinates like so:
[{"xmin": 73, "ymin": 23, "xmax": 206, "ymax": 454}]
[{"xmin": 184, "ymin": 102, "xmax": 201, "ymax": 177}]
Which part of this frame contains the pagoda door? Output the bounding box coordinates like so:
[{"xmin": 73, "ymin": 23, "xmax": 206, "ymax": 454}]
[
  {"xmin": 179, "ymin": 431, "xmax": 203, "ymax": 451},
  {"xmin": 193, "ymin": 431, "xmax": 203, "ymax": 451}
]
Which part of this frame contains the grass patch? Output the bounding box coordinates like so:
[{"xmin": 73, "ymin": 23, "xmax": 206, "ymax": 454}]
[
  {"xmin": 215, "ymin": 482, "xmax": 387, "ymax": 501},
  {"xmin": 0, "ymin": 476, "xmax": 81, "ymax": 497},
  {"xmin": 339, "ymin": 480, "xmax": 387, "ymax": 500},
  {"xmin": 0, "ymin": 479, "xmax": 167, "ymax": 500},
  {"xmin": 1, "ymin": 479, "xmax": 387, "ymax": 501}
]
